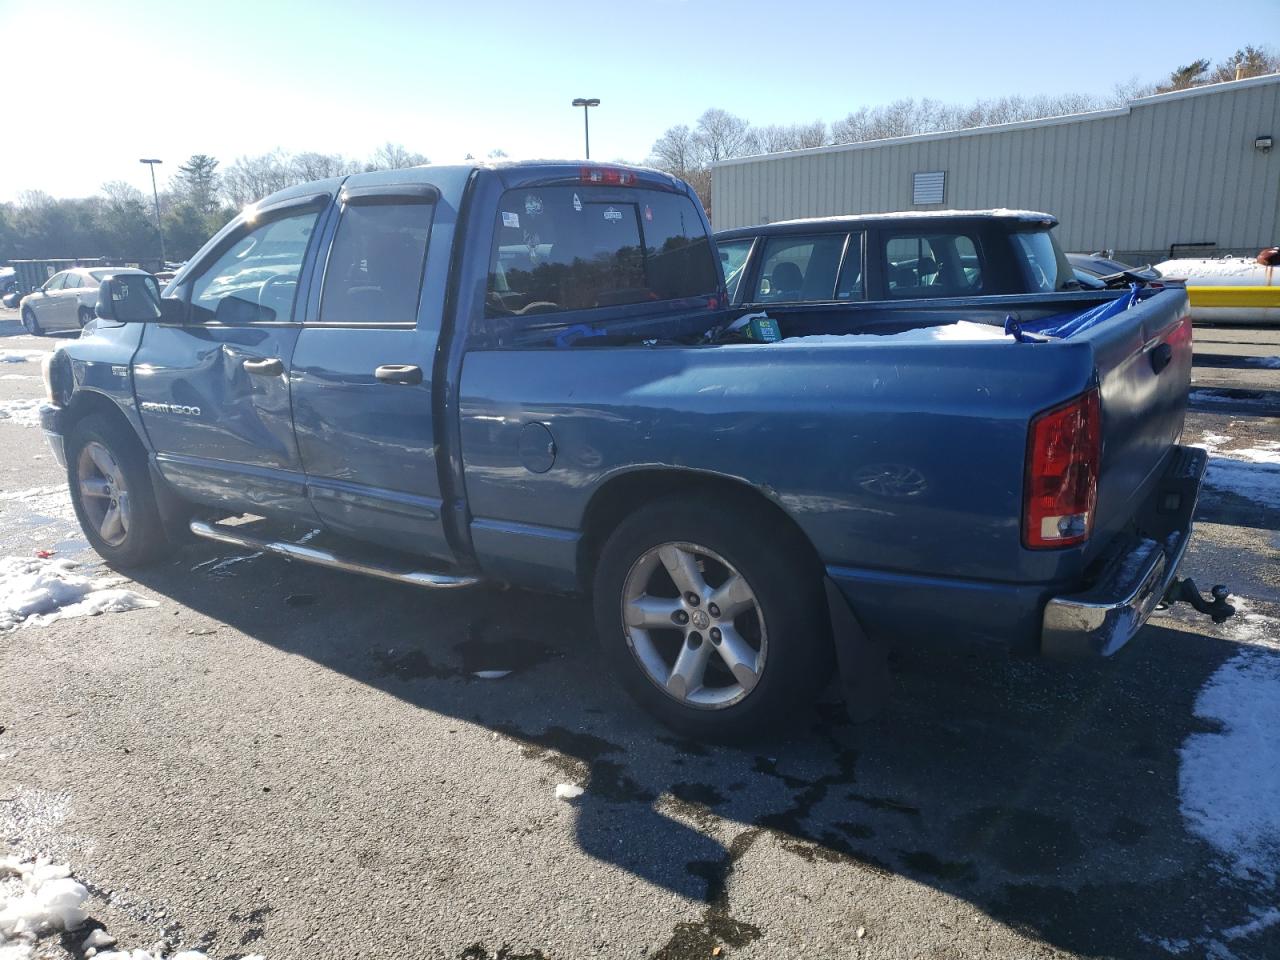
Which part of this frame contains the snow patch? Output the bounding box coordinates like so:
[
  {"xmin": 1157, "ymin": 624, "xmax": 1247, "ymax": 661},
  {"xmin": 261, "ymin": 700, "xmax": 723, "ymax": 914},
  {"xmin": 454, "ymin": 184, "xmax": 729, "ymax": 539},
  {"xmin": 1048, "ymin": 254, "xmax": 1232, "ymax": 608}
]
[
  {"xmin": 0, "ymin": 556, "xmax": 158, "ymax": 631},
  {"xmin": 555, "ymin": 783, "xmax": 584, "ymax": 801},
  {"xmin": 473, "ymin": 670, "xmax": 511, "ymax": 680},
  {"xmin": 0, "ymin": 351, "xmax": 44, "ymax": 364},
  {"xmin": 1179, "ymin": 637, "xmax": 1280, "ymax": 882},
  {"xmin": 0, "ymin": 400, "xmax": 45, "ymax": 428},
  {"xmin": 1156, "ymin": 257, "xmax": 1274, "ymax": 282},
  {"xmin": 1192, "ymin": 434, "xmax": 1280, "ymax": 503},
  {"xmin": 1243, "ymin": 356, "xmax": 1280, "ymax": 369},
  {"xmin": 0, "ymin": 857, "xmax": 90, "ymax": 947},
  {"xmin": 0, "ymin": 486, "xmax": 75, "ymax": 522},
  {"xmin": 0, "ymin": 374, "xmax": 34, "ymax": 381},
  {"xmin": 779, "ymin": 320, "xmax": 1016, "ymax": 346}
]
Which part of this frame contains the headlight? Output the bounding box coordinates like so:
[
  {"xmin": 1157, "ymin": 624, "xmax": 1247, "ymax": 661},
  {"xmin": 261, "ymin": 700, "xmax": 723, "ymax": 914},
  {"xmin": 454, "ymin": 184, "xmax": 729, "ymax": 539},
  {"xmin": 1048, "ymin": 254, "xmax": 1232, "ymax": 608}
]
[{"xmin": 41, "ymin": 350, "xmax": 59, "ymax": 404}]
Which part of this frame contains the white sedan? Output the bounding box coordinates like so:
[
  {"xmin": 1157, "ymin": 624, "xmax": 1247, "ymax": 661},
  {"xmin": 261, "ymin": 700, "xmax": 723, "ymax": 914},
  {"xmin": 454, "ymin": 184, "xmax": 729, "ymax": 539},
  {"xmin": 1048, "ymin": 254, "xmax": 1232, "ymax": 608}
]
[{"xmin": 19, "ymin": 267, "xmax": 153, "ymax": 336}]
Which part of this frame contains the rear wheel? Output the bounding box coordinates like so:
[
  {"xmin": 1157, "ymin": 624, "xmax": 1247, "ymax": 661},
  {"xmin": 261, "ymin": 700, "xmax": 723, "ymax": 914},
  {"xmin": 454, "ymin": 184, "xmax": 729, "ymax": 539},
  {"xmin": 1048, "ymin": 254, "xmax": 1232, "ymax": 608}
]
[
  {"xmin": 593, "ymin": 496, "xmax": 829, "ymax": 739},
  {"xmin": 66, "ymin": 414, "xmax": 171, "ymax": 567},
  {"xmin": 21, "ymin": 308, "xmax": 41, "ymax": 336}
]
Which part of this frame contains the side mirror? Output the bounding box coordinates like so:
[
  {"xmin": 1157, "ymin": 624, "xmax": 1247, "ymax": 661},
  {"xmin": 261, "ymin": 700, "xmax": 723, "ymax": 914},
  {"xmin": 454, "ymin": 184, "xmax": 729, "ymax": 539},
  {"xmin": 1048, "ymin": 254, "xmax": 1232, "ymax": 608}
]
[{"xmin": 96, "ymin": 275, "xmax": 163, "ymax": 323}]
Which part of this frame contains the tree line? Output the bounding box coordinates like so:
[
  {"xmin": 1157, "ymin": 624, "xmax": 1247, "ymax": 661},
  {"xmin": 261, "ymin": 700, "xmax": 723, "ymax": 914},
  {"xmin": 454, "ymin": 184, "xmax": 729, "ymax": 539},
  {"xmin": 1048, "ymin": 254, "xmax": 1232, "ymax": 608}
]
[
  {"xmin": 646, "ymin": 46, "xmax": 1280, "ymax": 212},
  {"xmin": 0, "ymin": 142, "xmax": 431, "ymax": 265}
]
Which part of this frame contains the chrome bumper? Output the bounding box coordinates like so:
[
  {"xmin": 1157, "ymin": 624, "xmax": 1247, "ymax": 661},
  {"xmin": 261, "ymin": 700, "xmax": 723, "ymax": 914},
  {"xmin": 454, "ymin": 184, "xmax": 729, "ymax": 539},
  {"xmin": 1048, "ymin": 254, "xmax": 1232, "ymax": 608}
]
[{"xmin": 1042, "ymin": 446, "xmax": 1206, "ymax": 659}]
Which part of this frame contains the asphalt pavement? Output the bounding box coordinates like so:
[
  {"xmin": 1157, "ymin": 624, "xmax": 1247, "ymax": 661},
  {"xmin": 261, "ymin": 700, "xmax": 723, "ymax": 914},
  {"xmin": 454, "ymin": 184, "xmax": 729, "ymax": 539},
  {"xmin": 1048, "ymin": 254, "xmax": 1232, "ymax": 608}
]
[{"xmin": 1, "ymin": 307, "xmax": 1278, "ymax": 960}]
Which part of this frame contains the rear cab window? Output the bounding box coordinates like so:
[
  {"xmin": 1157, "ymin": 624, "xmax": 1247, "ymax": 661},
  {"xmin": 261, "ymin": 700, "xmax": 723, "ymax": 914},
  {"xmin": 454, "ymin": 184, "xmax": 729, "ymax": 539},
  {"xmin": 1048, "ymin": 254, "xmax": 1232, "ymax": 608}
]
[
  {"xmin": 1010, "ymin": 228, "xmax": 1075, "ymax": 292},
  {"xmin": 716, "ymin": 239, "xmax": 752, "ymax": 301},
  {"xmin": 485, "ymin": 186, "xmax": 717, "ymax": 319},
  {"xmin": 882, "ymin": 231, "xmax": 984, "ymax": 298}
]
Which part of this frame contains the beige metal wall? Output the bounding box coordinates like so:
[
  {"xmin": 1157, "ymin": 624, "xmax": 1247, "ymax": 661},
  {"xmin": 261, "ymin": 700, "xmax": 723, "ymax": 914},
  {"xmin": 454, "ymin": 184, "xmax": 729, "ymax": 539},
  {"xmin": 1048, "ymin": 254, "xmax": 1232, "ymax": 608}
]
[{"xmin": 711, "ymin": 76, "xmax": 1280, "ymax": 258}]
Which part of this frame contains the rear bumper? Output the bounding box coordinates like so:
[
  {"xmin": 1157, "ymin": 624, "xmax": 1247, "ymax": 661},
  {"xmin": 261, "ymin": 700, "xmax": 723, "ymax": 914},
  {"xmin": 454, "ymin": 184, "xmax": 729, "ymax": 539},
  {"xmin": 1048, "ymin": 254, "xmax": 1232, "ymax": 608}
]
[{"xmin": 1041, "ymin": 445, "xmax": 1206, "ymax": 658}]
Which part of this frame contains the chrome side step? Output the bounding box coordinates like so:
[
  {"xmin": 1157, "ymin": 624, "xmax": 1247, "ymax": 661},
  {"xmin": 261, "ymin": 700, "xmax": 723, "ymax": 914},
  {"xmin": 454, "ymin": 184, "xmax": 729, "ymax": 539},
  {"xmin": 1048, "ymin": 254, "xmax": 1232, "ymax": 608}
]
[{"xmin": 188, "ymin": 520, "xmax": 483, "ymax": 590}]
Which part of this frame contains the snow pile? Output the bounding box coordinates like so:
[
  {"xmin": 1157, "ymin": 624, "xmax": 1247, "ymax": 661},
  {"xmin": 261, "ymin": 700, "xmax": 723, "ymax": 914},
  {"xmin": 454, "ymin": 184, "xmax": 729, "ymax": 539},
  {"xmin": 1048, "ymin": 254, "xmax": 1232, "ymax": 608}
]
[
  {"xmin": 1178, "ymin": 639, "xmax": 1280, "ymax": 882},
  {"xmin": 0, "ymin": 856, "xmax": 263, "ymax": 960},
  {"xmin": 555, "ymin": 783, "xmax": 584, "ymax": 801},
  {"xmin": 0, "ymin": 399, "xmax": 45, "ymax": 428},
  {"xmin": 1156, "ymin": 257, "xmax": 1273, "ymax": 282},
  {"xmin": 1192, "ymin": 433, "xmax": 1280, "ymax": 505},
  {"xmin": 0, "ymin": 857, "xmax": 90, "ymax": 951},
  {"xmin": 780, "ymin": 320, "xmax": 1016, "ymax": 346},
  {"xmin": 0, "ymin": 351, "xmax": 45, "ymax": 364},
  {"xmin": 0, "ymin": 556, "xmax": 157, "ymax": 631}
]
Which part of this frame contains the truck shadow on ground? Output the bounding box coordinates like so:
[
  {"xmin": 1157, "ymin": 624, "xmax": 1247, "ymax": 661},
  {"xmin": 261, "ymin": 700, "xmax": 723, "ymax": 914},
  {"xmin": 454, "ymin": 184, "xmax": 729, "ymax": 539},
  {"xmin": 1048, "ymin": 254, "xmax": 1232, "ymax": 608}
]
[{"xmin": 128, "ymin": 544, "xmax": 1277, "ymax": 960}]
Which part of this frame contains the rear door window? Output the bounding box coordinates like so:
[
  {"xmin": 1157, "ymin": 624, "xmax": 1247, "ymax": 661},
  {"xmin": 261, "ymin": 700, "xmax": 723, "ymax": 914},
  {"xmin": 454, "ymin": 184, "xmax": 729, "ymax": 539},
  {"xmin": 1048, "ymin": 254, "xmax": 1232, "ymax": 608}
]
[
  {"xmin": 883, "ymin": 232, "xmax": 984, "ymax": 298},
  {"xmin": 753, "ymin": 233, "xmax": 846, "ymax": 302},
  {"xmin": 485, "ymin": 186, "xmax": 716, "ymax": 318},
  {"xmin": 318, "ymin": 201, "xmax": 434, "ymax": 324}
]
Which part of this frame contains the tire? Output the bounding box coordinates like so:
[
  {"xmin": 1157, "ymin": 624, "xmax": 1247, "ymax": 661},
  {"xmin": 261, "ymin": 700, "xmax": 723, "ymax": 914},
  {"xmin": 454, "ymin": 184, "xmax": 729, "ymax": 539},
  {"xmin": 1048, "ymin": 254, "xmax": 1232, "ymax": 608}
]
[
  {"xmin": 593, "ymin": 495, "xmax": 830, "ymax": 739},
  {"xmin": 21, "ymin": 308, "xmax": 42, "ymax": 336},
  {"xmin": 66, "ymin": 413, "xmax": 171, "ymax": 568},
  {"xmin": 77, "ymin": 307, "xmax": 94, "ymax": 328}
]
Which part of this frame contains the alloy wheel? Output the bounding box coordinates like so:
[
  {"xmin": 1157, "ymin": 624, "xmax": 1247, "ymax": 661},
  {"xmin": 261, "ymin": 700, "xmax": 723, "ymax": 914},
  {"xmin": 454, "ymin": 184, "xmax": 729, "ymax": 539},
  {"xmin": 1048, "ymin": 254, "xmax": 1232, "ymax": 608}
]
[{"xmin": 76, "ymin": 441, "xmax": 131, "ymax": 547}]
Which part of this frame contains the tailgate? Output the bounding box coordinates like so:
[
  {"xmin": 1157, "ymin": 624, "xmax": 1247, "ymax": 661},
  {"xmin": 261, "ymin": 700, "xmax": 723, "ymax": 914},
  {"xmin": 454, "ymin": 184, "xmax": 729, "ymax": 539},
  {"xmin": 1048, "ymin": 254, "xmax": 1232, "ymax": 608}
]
[{"xmin": 1081, "ymin": 288, "xmax": 1193, "ymax": 553}]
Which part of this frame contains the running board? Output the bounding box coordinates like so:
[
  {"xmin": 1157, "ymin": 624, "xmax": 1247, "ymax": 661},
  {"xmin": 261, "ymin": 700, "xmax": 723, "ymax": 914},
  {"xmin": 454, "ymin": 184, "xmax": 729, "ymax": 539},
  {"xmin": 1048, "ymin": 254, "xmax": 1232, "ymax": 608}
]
[{"xmin": 188, "ymin": 520, "xmax": 483, "ymax": 590}]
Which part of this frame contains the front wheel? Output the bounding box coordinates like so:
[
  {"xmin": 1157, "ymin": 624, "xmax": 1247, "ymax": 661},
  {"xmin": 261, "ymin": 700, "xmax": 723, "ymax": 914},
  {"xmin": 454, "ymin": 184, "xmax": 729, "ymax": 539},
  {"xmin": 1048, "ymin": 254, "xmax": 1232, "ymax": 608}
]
[
  {"xmin": 593, "ymin": 496, "xmax": 830, "ymax": 739},
  {"xmin": 21, "ymin": 308, "xmax": 42, "ymax": 336},
  {"xmin": 77, "ymin": 306, "xmax": 94, "ymax": 328},
  {"xmin": 66, "ymin": 414, "xmax": 171, "ymax": 567}
]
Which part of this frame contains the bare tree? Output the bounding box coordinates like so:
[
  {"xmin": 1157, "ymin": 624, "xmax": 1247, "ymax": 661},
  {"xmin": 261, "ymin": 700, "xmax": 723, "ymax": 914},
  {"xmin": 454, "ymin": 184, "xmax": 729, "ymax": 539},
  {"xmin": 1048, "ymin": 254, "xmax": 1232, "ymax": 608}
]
[
  {"xmin": 291, "ymin": 152, "xmax": 359, "ymax": 181},
  {"xmin": 222, "ymin": 151, "xmax": 297, "ymax": 207},
  {"xmin": 1208, "ymin": 45, "xmax": 1280, "ymax": 83},
  {"xmin": 648, "ymin": 124, "xmax": 699, "ymax": 177},
  {"xmin": 365, "ymin": 142, "xmax": 429, "ymax": 171},
  {"xmin": 754, "ymin": 121, "xmax": 827, "ymax": 153},
  {"xmin": 693, "ymin": 109, "xmax": 756, "ymax": 163}
]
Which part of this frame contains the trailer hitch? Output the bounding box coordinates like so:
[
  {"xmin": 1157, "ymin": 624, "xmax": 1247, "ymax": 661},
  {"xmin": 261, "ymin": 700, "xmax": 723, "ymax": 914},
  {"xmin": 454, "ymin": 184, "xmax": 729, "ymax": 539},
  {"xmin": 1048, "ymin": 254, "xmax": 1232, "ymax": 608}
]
[{"xmin": 1160, "ymin": 578, "xmax": 1236, "ymax": 624}]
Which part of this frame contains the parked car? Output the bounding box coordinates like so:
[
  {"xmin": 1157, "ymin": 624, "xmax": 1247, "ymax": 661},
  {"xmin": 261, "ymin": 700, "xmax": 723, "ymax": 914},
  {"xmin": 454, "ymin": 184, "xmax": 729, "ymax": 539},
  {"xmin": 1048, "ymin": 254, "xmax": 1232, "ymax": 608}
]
[
  {"xmin": 715, "ymin": 210, "xmax": 1091, "ymax": 313},
  {"xmin": 40, "ymin": 161, "xmax": 1224, "ymax": 738},
  {"xmin": 1067, "ymin": 252, "xmax": 1163, "ymax": 285},
  {"xmin": 20, "ymin": 267, "xmax": 153, "ymax": 335},
  {"xmin": 0, "ymin": 267, "xmax": 16, "ymax": 298}
]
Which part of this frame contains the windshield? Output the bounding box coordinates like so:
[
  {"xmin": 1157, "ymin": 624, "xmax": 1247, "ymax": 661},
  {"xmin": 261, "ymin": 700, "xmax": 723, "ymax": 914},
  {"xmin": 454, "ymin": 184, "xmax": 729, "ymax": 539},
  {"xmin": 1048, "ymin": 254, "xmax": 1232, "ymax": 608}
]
[{"xmin": 1011, "ymin": 229, "xmax": 1075, "ymax": 292}]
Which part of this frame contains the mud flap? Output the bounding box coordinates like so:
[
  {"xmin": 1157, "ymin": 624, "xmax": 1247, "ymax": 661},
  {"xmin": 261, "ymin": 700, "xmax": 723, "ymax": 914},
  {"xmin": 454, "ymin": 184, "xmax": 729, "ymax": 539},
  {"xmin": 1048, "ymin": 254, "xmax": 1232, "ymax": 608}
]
[{"xmin": 824, "ymin": 577, "xmax": 892, "ymax": 723}]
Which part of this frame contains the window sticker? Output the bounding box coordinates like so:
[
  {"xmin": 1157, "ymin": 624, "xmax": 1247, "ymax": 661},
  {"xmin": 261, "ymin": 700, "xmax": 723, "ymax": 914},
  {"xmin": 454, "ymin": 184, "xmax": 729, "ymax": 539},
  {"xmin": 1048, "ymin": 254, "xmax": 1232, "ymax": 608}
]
[
  {"xmin": 603, "ymin": 206, "xmax": 623, "ymax": 223},
  {"xmin": 644, "ymin": 204, "xmax": 654, "ymax": 223},
  {"xmin": 502, "ymin": 211, "xmax": 520, "ymax": 229},
  {"xmin": 572, "ymin": 193, "xmax": 582, "ymax": 212},
  {"xmin": 524, "ymin": 194, "xmax": 543, "ymax": 216}
]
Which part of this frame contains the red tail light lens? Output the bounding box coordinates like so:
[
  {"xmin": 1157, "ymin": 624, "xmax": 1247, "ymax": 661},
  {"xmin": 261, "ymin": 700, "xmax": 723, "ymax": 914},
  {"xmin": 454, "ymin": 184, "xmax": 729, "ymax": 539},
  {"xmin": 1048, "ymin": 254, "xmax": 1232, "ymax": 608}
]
[
  {"xmin": 580, "ymin": 166, "xmax": 636, "ymax": 186},
  {"xmin": 1023, "ymin": 388, "xmax": 1101, "ymax": 549}
]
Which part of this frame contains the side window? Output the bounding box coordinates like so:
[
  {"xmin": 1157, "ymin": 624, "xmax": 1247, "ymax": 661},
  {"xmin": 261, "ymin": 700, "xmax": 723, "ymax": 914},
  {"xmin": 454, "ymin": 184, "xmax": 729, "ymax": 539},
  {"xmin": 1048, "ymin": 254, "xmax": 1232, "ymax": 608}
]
[
  {"xmin": 485, "ymin": 186, "xmax": 716, "ymax": 319},
  {"xmin": 44, "ymin": 273, "xmax": 67, "ymax": 291},
  {"xmin": 1010, "ymin": 230, "xmax": 1069, "ymax": 292},
  {"xmin": 716, "ymin": 239, "xmax": 752, "ymax": 301},
  {"xmin": 835, "ymin": 232, "xmax": 866, "ymax": 300},
  {"xmin": 63, "ymin": 274, "xmax": 81, "ymax": 289},
  {"xmin": 189, "ymin": 209, "xmax": 321, "ymax": 324},
  {"xmin": 883, "ymin": 232, "xmax": 984, "ymax": 298},
  {"xmin": 318, "ymin": 201, "xmax": 434, "ymax": 324},
  {"xmin": 753, "ymin": 234, "xmax": 845, "ymax": 303}
]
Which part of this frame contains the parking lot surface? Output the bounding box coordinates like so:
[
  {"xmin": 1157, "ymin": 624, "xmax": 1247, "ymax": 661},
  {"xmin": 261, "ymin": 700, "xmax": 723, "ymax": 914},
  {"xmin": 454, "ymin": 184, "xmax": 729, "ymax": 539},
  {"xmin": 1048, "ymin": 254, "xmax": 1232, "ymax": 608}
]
[{"xmin": 1, "ymin": 307, "xmax": 1278, "ymax": 960}]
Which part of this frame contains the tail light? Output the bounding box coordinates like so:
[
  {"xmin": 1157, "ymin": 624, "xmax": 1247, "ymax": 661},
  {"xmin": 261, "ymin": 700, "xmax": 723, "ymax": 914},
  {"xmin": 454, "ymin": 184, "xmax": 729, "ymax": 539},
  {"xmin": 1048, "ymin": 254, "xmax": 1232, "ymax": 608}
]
[
  {"xmin": 580, "ymin": 166, "xmax": 636, "ymax": 186},
  {"xmin": 1023, "ymin": 388, "xmax": 1101, "ymax": 549}
]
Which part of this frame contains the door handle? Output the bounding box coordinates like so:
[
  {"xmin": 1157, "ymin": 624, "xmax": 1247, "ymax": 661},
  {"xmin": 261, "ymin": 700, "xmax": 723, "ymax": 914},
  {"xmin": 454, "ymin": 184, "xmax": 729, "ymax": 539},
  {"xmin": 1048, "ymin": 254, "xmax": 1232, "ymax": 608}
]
[
  {"xmin": 243, "ymin": 357, "xmax": 284, "ymax": 376},
  {"xmin": 374, "ymin": 364, "xmax": 423, "ymax": 385},
  {"xmin": 1149, "ymin": 342, "xmax": 1173, "ymax": 375}
]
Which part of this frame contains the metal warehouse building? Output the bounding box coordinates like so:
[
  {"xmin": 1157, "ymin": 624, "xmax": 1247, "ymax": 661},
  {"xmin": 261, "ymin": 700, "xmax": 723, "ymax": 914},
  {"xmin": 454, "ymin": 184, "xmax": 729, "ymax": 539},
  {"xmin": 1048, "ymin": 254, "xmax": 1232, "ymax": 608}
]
[{"xmin": 712, "ymin": 74, "xmax": 1279, "ymax": 262}]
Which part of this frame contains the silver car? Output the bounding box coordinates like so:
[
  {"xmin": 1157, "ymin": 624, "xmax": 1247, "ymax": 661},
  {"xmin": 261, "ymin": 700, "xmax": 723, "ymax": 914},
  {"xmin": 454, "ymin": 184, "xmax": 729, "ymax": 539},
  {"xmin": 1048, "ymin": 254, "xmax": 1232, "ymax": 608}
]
[{"xmin": 19, "ymin": 267, "xmax": 153, "ymax": 336}]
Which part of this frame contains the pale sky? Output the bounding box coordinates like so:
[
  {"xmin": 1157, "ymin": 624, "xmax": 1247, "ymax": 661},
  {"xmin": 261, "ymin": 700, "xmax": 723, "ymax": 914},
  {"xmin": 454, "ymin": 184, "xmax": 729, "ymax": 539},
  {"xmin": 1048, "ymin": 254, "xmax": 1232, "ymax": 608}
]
[{"xmin": 0, "ymin": 0, "xmax": 1275, "ymax": 202}]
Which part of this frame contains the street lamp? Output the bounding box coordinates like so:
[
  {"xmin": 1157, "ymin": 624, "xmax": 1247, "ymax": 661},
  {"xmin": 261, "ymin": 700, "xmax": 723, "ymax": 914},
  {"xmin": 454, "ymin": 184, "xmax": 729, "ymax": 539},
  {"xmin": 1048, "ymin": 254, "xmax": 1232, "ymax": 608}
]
[
  {"xmin": 139, "ymin": 158, "xmax": 166, "ymax": 265},
  {"xmin": 571, "ymin": 98, "xmax": 600, "ymax": 160}
]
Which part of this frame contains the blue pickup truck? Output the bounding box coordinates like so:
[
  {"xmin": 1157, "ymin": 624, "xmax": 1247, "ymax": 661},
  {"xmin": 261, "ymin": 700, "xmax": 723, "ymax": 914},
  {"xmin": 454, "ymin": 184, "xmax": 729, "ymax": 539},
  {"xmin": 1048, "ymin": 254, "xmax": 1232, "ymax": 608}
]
[{"xmin": 39, "ymin": 161, "xmax": 1222, "ymax": 737}]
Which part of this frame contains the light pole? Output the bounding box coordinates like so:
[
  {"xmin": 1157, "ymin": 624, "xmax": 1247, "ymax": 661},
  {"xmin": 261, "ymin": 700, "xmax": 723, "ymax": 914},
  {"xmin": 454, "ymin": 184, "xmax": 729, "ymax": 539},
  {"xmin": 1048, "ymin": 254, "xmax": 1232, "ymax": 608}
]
[
  {"xmin": 139, "ymin": 158, "xmax": 166, "ymax": 265},
  {"xmin": 571, "ymin": 98, "xmax": 600, "ymax": 160}
]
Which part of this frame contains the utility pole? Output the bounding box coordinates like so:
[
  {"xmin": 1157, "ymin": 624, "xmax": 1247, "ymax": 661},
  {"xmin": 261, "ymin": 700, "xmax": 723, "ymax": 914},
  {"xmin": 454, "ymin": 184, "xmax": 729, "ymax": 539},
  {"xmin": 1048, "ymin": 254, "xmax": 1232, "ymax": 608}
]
[
  {"xmin": 571, "ymin": 98, "xmax": 600, "ymax": 159},
  {"xmin": 139, "ymin": 158, "xmax": 166, "ymax": 265}
]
